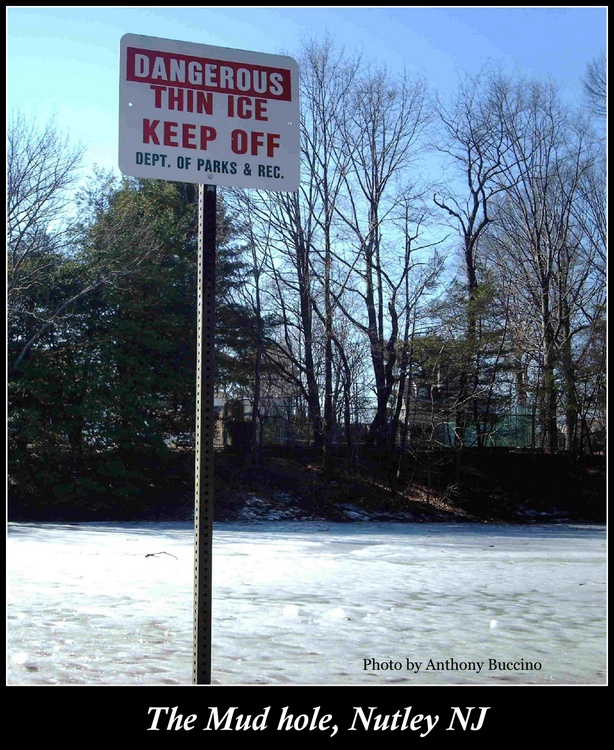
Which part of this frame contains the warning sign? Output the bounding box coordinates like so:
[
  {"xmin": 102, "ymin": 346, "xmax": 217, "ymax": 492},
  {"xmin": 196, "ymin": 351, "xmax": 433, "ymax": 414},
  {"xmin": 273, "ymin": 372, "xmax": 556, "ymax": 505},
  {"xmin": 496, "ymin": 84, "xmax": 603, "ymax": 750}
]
[{"xmin": 119, "ymin": 33, "xmax": 300, "ymax": 190}]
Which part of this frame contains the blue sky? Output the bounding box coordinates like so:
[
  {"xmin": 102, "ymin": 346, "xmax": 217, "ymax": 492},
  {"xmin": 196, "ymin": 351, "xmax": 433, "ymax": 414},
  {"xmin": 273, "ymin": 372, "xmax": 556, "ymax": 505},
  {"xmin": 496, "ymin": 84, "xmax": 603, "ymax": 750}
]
[{"xmin": 7, "ymin": 6, "xmax": 607, "ymax": 177}]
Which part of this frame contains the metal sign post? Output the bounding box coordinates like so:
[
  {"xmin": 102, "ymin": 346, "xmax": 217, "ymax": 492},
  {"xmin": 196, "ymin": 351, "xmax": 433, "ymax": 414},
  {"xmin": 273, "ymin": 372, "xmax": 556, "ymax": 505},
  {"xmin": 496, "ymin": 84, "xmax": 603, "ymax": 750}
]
[
  {"xmin": 119, "ymin": 32, "xmax": 299, "ymax": 686},
  {"xmin": 193, "ymin": 183, "xmax": 216, "ymax": 684}
]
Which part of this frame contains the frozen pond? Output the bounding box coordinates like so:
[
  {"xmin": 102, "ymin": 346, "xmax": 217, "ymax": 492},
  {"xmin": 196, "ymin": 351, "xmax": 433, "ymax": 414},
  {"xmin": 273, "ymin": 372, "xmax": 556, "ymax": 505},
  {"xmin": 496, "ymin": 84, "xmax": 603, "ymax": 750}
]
[{"xmin": 6, "ymin": 521, "xmax": 607, "ymax": 686}]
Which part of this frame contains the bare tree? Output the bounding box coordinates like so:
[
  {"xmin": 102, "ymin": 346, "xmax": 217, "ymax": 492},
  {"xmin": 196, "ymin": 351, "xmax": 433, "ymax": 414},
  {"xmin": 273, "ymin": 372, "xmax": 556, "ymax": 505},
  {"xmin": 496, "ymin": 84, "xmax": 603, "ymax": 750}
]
[
  {"xmin": 487, "ymin": 83, "xmax": 602, "ymax": 452},
  {"xmin": 8, "ymin": 113, "xmax": 91, "ymax": 373},
  {"xmin": 8, "ymin": 113, "xmax": 84, "ymax": 310},
  {"xmin": 574, "ymin": 149, "xmax": 607, "ymax": 284},
  {"xmin": 298, "ymin": 37, "xmax": 360, "ymax": 469},
  {"xmin": 335, "ymin": 65, "xmax": 431, "ymax": 447},
  {"xmin": 583, "ymin": 50, "xmax": 606, "ymax": 120},
  {"xmin": 432, "ymin": 70, "xmax": 524, "ymax": 447},
  {"xmin": 390, "ymin": 194, "xmax": 445, "ymax": 451},
  {"xmin": 228, "ymin": 39, "xmax": 362, "ymax": 463},
  {"xmin": 8, "ymin": 114, "xmax": 159, "ymax": 375},
  {"xmin": 230, "ymin": 183, "xmax": 325, "ymax": 448}
]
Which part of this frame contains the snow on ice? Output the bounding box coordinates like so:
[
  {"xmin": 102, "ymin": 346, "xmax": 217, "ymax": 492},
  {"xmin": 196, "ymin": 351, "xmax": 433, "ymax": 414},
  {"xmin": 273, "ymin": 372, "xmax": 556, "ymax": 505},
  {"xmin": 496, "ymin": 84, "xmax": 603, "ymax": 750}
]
[{"xmin": 6, "ymin": 519, "xmax": 606, "ymax": 686}]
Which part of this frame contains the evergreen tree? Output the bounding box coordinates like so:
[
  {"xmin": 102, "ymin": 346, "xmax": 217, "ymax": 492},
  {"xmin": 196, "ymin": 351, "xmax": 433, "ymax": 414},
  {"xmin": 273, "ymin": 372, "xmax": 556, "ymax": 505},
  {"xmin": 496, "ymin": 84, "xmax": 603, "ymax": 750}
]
[{"xmin": 9, "ymin": 171, "xmax": 252, "ymax": 517}]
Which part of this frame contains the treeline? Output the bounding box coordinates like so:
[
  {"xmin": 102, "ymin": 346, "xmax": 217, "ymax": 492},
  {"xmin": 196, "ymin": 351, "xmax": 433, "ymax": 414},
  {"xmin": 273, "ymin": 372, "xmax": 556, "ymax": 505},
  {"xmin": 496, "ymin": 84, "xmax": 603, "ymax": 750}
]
[{"xmin": 8, "ymin": 41, "xmax": 606, "ymax": 513}]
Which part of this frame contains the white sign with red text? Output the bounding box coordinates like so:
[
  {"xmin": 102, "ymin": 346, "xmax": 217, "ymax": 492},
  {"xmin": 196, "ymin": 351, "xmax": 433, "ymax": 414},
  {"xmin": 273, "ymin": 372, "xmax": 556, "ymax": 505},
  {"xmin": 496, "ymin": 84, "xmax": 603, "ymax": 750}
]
[{"xmin": 119, "ymin": 34, "xmax": 299, "ymax": 190}]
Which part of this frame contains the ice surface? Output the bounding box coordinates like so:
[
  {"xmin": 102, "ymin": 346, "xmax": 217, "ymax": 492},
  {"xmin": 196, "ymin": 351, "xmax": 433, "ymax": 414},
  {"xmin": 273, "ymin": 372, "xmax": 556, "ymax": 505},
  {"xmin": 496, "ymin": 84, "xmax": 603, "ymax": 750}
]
[{"xmin": 6, "ymin": 521, "xmax": 606, "ymax": 686}]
